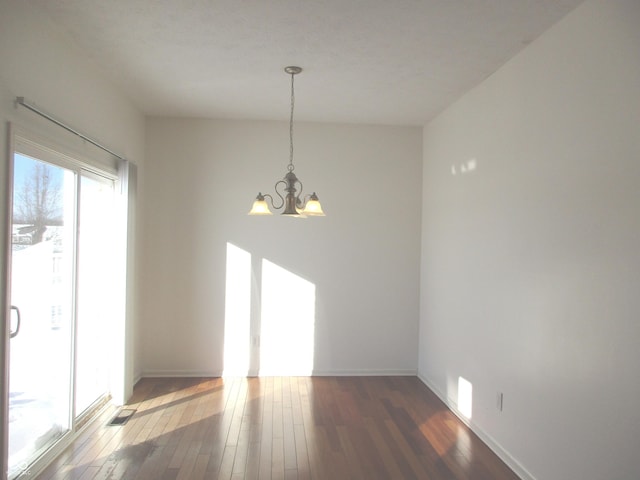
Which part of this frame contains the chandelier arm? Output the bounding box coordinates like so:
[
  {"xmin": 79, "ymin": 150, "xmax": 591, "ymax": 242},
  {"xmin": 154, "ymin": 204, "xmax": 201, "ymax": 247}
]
[
  {"xmin": 261, "ymin": 193, "xmax": 278, "ymax": 209},
  {"xmin": 273, "ymin": 180, "xmax": 287, "ymax": 209},
  {"xmin": 300, "ymin": 192, "xmax": 312, "ymax": 206},
  {"xmin": 295, "ymin": 178, "xmax": 305, "ymax": 207}
]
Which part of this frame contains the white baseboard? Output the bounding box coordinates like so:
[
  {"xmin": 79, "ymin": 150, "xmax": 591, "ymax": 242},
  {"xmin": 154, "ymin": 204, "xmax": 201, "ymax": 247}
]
[
  {"xmin": 311, "ymin": 368, "xmax": 417, "ymax": 376},
  {"xmin": 141, "ymin": 369, "xmax": 223, "ymax": 378},
  {"xmin": 417, "ymin": 373, "xmax": 535, "ymax": 480},
  {"xmin": 139, "ymin": 368, "xmax": 417, "ymax": 378}
]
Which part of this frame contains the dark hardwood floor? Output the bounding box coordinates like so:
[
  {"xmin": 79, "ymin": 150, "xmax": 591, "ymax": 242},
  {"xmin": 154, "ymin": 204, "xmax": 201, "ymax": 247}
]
[{"xmin": 36, "ymin": 376, "xmax": 520, "ymax": 479}]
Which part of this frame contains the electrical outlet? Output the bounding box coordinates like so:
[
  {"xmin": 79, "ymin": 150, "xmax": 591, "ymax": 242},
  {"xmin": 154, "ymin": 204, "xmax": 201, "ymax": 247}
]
[{"xmin": 496, "ymin": 392, "xmax": 504, "ymax": 412}]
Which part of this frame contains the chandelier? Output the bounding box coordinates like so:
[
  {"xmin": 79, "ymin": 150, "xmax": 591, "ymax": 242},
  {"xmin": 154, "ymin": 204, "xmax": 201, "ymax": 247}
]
[{"xmin": 248, "ymin": 66, "xmax": 325, "ymax": 217}]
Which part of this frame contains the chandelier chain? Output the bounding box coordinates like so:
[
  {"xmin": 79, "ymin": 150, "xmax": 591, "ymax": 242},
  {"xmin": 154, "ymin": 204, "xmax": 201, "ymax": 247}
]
[{"xmin": 288, "ymin": 71, "xmax": 295, "ymax": 172}]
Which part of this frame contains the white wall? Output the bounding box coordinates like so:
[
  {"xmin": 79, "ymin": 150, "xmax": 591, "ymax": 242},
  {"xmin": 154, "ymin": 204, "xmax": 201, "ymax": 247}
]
[
  {"xmin": 142, "ymin": 118, "xmax": 422, "ymax": 376},
  {"xmin": 419, "ymin": 1, "xmax": 640, "ymax": 479},
  {"xmin": 0, "ymin": 0, "xmax": 145, "ymax": 410}
]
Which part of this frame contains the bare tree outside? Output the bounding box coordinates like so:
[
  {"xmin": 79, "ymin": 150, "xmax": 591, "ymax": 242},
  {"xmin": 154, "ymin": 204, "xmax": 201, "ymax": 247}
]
[{"xmin": 14, "ymin": 160, "xmax": 63, "ymax": 245}]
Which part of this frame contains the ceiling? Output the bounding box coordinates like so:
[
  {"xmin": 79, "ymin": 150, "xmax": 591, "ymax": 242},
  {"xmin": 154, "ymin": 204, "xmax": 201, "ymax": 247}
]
[{"xmin": 27, "ymin": 0, "xmax": 584, "ymax": 126}]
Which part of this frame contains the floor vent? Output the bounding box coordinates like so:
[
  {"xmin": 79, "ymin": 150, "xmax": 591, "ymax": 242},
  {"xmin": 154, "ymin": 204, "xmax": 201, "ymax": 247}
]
[{"xmin": 108, "ymin": 408, "xmax": 136, "ymax": 426}]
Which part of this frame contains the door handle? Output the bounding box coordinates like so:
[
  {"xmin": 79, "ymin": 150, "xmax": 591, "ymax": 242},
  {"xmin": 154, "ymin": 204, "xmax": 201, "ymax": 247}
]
[{"xmin": 10, "ymin": 305, "xmax": 21, "ymax": 338}]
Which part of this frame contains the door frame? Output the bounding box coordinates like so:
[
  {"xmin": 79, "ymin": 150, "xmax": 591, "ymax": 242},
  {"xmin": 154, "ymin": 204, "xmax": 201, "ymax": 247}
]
[{"xmin": 2, "ymin": 124, "xmax": 121, "ymax": 480}]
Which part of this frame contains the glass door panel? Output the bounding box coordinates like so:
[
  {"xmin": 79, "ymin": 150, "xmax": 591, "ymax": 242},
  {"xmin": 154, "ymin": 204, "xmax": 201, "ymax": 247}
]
[
  {"xmin": 75, "ymin": 175, "xmax": 114, "ymax": 415},
  {"xmin": 8, "ymin": 153, "xmax": 75, "ymax": 478}
]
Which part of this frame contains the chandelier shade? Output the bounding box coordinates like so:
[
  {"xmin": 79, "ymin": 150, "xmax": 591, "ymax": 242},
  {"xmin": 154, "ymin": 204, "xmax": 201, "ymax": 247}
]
[
  {"xmin": 301, "ymin": 192, "xmax": 325, "ymax": 216},
  {"xmin": 248, "ymin": 66, "xmax": 325, "ymax": 218},
  {"xmin": 248, "ymin": 193, "xmax": 273, "ymax": 215}
]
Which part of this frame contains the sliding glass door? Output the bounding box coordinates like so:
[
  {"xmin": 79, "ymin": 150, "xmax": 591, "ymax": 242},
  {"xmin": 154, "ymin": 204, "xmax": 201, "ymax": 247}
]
[
  {"xmin": 8, "ymin": 154, "xmax": 75, "ymax": 478},
  {"xmin": 6, "ymin": 136, "xmax": 118, "ymax": 479}
]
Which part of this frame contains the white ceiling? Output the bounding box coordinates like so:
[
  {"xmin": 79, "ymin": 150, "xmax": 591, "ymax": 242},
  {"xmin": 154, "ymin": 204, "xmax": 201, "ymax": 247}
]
[{"xmin": 28, "ymin": 0, "xmax": 584, "ymax": 126}]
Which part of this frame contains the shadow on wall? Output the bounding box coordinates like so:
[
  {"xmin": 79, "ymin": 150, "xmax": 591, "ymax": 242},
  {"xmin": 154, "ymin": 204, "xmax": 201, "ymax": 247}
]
[{"xmin": 223, "ymin": 242, "xmax": 316, "ymax": 377}]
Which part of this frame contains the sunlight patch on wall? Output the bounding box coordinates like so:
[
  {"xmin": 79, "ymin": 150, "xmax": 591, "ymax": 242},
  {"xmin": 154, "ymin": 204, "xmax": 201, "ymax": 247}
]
[
  {"xmin": 451, "ymin": 158, "xmax": 478, "ymax": 176},
  {"xmin": 260, "ymin": 259, "xmax": 316, "ymax": 376},
  {"xmin": 458, "ymin": 376, "xmax": 473, "ymax": 419},
  {"xmin": 223, "ymin": 243, "xmax": 252, "ymax": 376}
]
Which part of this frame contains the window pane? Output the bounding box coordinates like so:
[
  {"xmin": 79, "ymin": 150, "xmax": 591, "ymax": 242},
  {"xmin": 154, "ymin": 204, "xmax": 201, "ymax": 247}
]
[
  {"xmin": 75, "ymin": 175, "xmax": 115, "ymax": 415},
  {"xmin": 9, "ymin": 153, "xmax": 74, "ymax": 477}
]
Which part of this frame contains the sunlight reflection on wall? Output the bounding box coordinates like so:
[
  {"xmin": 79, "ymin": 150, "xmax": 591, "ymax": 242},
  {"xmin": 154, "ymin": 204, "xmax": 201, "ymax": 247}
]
[
  {"xmin": 223, "ymin": 243, "xmax": 251, "ymax": 376},
  {"xmin": 260, "ymin": 259, "xmax": 316, "ymax": 376},
  {"xmin": 451, "ymin": 158, "xmax": 478, "ymax": 176},
  {"xmin": 223, "ymin": 243, "xmax": 316, "ymax": 376},
  {"xmin": 458, "ymin": 376, "xmax": 473, "ymax": 419}
]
